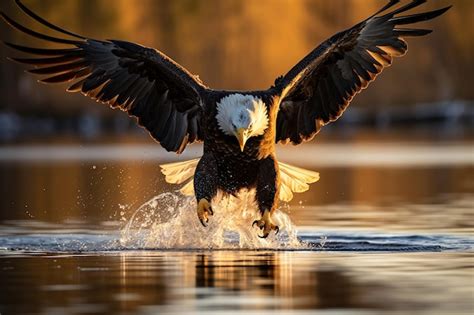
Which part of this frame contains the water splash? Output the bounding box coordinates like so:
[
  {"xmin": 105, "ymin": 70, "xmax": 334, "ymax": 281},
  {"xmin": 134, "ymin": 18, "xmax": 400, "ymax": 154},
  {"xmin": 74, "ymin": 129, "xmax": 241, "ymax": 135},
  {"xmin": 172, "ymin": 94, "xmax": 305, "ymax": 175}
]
[{"xmin": 120, "ymin": 191, "xmax": 306, "ymax": 249}]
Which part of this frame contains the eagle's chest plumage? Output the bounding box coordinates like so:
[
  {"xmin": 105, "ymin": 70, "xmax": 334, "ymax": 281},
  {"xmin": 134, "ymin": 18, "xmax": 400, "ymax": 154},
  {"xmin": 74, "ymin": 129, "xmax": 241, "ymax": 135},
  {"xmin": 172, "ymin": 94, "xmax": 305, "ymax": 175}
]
[{"xmin": 200, "ymin": 92, "xmax": 279, "ymax": 192}]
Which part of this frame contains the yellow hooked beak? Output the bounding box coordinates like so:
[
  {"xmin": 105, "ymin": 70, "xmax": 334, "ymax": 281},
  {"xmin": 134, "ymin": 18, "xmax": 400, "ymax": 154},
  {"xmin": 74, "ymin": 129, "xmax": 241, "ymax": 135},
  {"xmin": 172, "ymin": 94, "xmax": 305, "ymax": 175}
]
[{"xmin": 236, "ymin": 128, "xmax": 249, "ymax": 152}]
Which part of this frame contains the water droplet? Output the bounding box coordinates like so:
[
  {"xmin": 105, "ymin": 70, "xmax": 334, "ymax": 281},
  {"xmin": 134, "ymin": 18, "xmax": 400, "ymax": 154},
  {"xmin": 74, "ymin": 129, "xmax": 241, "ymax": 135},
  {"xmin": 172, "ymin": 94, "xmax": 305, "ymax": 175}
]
[{"xmin": 120, "ymin": 191, "xmax": 305, "ymax": 250}]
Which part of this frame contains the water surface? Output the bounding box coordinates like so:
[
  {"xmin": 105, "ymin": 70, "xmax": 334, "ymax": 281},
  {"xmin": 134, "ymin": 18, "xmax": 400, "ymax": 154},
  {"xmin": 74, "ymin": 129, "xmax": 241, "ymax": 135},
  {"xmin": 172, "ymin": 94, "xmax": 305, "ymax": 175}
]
[{"xmin": 0, "ymin": 136, "xmax": 473, "ymax": 314}]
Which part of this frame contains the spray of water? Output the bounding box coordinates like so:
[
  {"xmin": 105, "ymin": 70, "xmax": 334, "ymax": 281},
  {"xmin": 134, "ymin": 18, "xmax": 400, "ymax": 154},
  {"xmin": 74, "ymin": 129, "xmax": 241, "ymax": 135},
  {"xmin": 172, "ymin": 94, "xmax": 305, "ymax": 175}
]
[{"xmin": 120, "ymin": 190, "xmax": 307, "ymax": 249}]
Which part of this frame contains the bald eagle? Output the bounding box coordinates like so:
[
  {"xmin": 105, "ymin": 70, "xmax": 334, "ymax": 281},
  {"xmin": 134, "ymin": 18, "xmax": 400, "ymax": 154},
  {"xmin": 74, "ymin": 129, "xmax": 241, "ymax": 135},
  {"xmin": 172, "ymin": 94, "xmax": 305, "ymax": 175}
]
[{"xmin": 2, "ymin": 0, "xmax": 450, "ymax": 237}]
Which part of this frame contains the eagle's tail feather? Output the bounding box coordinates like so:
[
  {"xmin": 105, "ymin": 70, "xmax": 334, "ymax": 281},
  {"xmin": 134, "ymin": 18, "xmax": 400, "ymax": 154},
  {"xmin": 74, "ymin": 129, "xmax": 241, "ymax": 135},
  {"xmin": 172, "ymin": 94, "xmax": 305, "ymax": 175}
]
[
  {"xmin": 180, "ymin": 179, "xmax": 195, "ymax": 196},
  {"xmin": 160, "ymin": 158, "xmax": 200, "ymax": 184},
  {"xmin": 160, "ymin": 159, "xmax": 319, "ymax": 202},
  {"xmin": 278, "ymin": 162, "xmax": 319, "ymax": 202},
  {"xmin": 160, "ymin": 159, "xmax": 199, "ymax": 196}
]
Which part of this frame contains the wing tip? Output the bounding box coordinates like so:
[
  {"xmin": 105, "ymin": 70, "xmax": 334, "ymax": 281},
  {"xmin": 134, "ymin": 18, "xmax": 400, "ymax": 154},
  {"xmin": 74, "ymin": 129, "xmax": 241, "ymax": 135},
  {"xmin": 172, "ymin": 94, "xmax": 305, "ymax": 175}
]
[
  {"xmin": 13, "ymin": 0, "xmax": 86, "ymax": 40},
  {"xmin": 393, "ymin": 5, "xmax": 453, "ymax": 25},
  {"xmin": 371, "ymin": 0, "xmax": 401, "ymax": 19},
  {"xmin": 3, "ymin": 41, "xmax": 16, "ymax": 50},
  {"xmin": 0, "ymin": 11, "xmax": 10, "ymax": 25},
  {"xmin": 1, "ymin": 7, "xmax": 82, "ymax": 45},
  {"xmin": 440, "ymin": 5, "xmax": 453, "ymax": 15},
  {"xmin": 431, "ymin": 5, "xmax": 453, "ymax": 19}
]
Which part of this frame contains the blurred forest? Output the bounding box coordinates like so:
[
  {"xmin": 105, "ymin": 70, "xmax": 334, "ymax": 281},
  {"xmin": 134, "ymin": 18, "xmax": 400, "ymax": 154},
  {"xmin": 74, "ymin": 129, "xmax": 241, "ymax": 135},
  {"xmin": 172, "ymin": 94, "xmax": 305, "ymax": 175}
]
[{"xmin": 0, "ymin": 0, "xmax": 472, "ymax": 117}]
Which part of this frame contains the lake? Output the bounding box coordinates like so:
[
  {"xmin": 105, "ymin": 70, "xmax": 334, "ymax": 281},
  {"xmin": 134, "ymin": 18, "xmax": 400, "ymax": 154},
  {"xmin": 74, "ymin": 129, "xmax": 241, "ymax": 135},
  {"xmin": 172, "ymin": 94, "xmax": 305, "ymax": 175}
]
[{"xmin": 0, "ymin": 130, "xmax": 473, "ymax": 314}]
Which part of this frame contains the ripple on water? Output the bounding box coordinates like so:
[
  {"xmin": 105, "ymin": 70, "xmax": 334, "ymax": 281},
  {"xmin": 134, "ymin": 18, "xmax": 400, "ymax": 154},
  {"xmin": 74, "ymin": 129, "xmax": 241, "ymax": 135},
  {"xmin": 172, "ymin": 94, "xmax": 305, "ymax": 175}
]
[{"xmin": 0, "ymin": 192, "xmax": 472, "ymax": 254}]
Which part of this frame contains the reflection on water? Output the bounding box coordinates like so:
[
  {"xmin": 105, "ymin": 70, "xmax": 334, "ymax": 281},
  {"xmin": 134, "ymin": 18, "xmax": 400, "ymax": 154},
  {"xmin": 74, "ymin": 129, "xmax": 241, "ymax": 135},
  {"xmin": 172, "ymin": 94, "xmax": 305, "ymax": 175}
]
[
  {"xmin": 0, "ymin": 251, "xmax": 472, "ymax": 314},
  {"xmin": 0, "ymin": 138, "xmax": 473, "ymax": 314}
]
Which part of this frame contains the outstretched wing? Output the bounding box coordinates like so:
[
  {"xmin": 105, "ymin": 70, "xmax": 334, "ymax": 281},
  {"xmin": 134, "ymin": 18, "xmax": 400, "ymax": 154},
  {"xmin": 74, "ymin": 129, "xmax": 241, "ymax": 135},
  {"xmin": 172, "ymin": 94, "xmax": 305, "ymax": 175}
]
[
  {"xmin": 1, "ymin": 0, "xmax": 208, "ymax": 153},
  {"xmin": 275, "ymin": 0, "xmax": 451, "ymax": 145}
]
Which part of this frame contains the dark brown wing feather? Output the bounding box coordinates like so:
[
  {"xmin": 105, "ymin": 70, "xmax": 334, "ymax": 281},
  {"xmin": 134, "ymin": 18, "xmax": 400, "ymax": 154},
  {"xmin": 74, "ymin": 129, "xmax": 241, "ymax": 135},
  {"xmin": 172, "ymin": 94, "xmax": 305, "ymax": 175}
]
[
  {"xmin": 275, "ymin": 0, "xmax": 451, "ymax": 145},
  {"xmin": 1, "ymin": 0, "xmax": 208, "ymax": 153}
]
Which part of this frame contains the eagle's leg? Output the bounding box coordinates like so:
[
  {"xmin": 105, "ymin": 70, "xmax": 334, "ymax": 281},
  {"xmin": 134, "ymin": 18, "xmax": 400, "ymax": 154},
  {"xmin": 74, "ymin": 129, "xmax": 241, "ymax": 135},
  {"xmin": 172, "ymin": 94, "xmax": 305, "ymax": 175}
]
[
  {"xmin": 253, "ymin": 156, "xmax": 280, "ymax": 238},
  {"xmin": 194, "ymin": 153, "xmax": 218, "ymax": 227}
]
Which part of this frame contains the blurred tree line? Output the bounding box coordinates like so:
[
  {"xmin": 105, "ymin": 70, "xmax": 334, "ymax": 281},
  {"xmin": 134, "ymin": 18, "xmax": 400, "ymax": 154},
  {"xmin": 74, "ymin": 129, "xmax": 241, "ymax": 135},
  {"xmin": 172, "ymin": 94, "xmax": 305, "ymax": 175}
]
[{"xmin": 0, "ymin": 0, "xmax": 471, "ymax": 116}]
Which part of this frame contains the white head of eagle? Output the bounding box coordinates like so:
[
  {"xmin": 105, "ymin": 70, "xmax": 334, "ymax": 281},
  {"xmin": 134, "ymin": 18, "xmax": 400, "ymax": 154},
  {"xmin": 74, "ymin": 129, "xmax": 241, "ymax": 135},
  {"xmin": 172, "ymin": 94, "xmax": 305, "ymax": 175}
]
[{"xmin": 216, "ymin": 94, "xmax": 269, "ymax": 151}]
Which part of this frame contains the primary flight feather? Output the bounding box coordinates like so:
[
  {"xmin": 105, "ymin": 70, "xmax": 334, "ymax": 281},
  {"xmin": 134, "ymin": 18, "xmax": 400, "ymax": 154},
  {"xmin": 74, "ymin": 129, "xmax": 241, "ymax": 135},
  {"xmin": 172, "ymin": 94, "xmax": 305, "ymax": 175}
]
[{"xmin": 1, "ymin": 0, "xmax": 450, "ymax": 237}]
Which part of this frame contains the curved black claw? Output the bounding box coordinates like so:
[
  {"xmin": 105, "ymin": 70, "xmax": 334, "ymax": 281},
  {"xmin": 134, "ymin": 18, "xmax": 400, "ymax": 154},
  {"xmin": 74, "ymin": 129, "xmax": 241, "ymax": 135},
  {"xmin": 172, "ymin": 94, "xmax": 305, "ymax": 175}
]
[
  {"xmin": 200, "ymin": 217, "xmax": 209, "ymax": 228},
  {"xmin": 257, "ymin": 225, "xmax": 280, "ymax": 238},
  {"xmin": 253, "ymin": 218, "xmax": 279, "ymax": 238},
  {"xmin": 197, "ymin": 199, "xmax": 213, "ymax": 228}
]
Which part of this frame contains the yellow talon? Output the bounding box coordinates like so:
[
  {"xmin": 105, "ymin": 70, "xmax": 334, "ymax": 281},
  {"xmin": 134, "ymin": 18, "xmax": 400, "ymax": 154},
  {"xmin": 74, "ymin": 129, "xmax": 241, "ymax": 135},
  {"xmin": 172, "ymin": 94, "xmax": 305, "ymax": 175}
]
[
  {"xmin": 197, "ymin": 199, "xmax": 213, "ymax": 227},
  {"xmin": 252, "ymin": 210, "xmax": 279, "ymax": 238}
]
